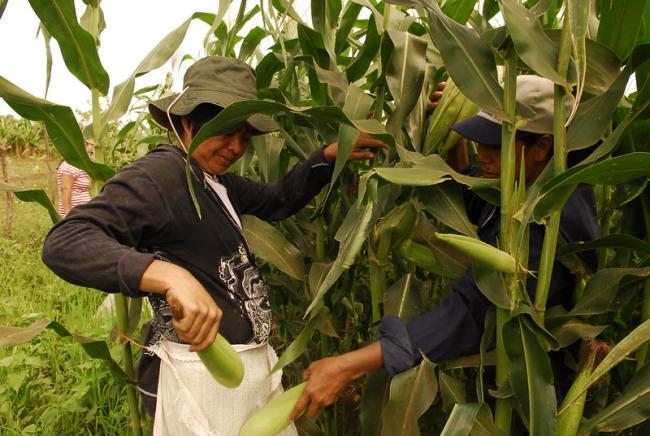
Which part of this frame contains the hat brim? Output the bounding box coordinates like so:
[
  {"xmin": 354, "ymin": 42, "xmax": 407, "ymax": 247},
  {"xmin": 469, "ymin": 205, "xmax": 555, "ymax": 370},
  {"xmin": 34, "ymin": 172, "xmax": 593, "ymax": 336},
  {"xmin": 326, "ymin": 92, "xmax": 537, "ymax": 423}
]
[
  {"xmin": 148, "ymin": 88, "xmax": 279, "ymax": 134},
  {"xmin": 450, "ymin": 115, "xmax": 502, "ymax": 145}
]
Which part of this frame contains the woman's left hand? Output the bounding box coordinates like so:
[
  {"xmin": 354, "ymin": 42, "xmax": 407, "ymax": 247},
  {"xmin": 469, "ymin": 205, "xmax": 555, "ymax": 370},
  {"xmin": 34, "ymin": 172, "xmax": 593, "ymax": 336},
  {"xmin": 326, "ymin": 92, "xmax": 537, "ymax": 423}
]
[{"xmin": 323, "ymin": 132, "xmax": 387, "ymax": 163}]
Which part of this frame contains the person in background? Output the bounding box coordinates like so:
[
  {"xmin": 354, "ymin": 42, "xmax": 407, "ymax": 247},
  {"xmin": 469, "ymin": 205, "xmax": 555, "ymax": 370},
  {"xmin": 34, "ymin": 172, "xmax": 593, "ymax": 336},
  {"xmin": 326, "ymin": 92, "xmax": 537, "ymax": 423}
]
[
  {"xmin": 57, "ymin": 139, "xmax": 94, "ymax": 217},
  {"xmin": 289, "ymin": 75, "xmax": 599, "ymax": 420},
  {"xmin": 42, "ymin": 56, "xmax": 385, "ymax": 435}
]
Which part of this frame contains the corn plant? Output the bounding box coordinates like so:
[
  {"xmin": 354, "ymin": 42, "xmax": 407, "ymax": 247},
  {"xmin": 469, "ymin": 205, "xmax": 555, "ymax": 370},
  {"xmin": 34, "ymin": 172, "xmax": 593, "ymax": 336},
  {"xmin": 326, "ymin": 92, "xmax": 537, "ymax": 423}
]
[{"xmin": 1, "ymin": 0, "xmax": 650, "ymax": 435}]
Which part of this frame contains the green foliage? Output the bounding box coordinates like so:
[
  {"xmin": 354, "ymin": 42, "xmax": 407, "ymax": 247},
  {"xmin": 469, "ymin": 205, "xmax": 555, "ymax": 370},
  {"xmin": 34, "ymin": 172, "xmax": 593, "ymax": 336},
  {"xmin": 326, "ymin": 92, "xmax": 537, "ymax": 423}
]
[
  {"xmin": 2, "ymin": 0, "xmax": 650, "ymax": 434},
  {"xmin": 0, "ymin": 196, "xmax": 149, "ymax": 433}
]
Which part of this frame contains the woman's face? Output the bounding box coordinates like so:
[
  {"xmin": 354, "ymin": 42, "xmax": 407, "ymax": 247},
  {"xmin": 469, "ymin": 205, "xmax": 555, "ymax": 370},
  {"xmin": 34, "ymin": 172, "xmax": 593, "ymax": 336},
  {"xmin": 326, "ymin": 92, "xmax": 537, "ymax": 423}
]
[{"xmin": 191, "ymin": 123, "xmax": 253, "ymax": 175}]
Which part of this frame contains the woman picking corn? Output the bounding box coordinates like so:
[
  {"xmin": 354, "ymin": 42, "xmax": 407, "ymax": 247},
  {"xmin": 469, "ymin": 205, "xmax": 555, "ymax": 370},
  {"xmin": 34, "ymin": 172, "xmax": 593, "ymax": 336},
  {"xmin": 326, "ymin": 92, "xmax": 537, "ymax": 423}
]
[
  {"xmin": 290, "ymin": 75, "xmax": 599, "ymax": 420},
  {"xmin": 42, "ymin": 56, "xmax": 385, "ymax": 435}
]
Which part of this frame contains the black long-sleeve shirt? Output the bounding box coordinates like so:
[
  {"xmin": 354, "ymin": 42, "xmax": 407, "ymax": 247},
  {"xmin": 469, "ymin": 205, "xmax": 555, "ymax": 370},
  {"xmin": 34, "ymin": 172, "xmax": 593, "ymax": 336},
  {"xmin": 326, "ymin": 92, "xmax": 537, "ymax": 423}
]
[
  {"xmin": 380, "ymin": 183, "xmax": 599, "ymax": 376},
  {"xmin": 43, "ymin": 144, "xmax": 333, "ymax": 345}
]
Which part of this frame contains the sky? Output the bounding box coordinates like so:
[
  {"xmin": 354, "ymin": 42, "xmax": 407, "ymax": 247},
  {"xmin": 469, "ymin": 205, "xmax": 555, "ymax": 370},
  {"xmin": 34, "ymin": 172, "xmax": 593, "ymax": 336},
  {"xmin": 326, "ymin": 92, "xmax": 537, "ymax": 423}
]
[
  {"xmin": 0, "ymin": 0, "xmax": 309, "ymax": 118},
  {"xmin": 0, "ymin": 1, "xmax": 635, "ymax": 119}
]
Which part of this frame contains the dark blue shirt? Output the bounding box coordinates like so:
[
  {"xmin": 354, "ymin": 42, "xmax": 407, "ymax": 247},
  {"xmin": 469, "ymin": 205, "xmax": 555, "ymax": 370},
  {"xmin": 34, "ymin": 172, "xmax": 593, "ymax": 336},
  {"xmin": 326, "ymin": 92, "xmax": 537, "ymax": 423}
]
[{"xmin": 379, "ymin": 183, "xmax": 599, "ymax": 376}]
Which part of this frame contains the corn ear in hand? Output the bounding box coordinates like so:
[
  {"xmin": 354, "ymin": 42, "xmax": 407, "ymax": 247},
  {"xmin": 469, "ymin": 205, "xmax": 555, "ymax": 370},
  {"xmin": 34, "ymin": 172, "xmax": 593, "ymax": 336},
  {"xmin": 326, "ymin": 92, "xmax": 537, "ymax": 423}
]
[
  {"xmin": 197, "ymin": 334, "xmax": 244, "ymax": 388},
  {"xmin": 240, "ymin": 382, "xmax": 307, "ymax": 436},
  {"xmin": 434, "ymin": 232, "xmax": 517, "ymax": 274},
  {"xmin": 423, "ymin": 79, "xmax": 462, "ymax": 155}
]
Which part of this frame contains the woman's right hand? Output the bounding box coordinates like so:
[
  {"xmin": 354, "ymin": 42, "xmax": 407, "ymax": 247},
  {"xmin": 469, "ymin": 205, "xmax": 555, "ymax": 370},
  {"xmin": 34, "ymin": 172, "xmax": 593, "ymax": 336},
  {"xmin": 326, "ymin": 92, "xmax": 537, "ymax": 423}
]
[{"xmin": 140, "ymin": 260, "xmax": 222, "ymax": 352}]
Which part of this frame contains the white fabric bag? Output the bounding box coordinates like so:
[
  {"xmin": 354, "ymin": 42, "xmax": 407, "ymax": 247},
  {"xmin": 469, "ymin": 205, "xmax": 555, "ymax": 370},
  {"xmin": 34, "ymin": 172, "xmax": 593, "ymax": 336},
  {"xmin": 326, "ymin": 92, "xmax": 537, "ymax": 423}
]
[{"xmin": 151, "ymin": 340, "xmax": 298, "ymax": 436}]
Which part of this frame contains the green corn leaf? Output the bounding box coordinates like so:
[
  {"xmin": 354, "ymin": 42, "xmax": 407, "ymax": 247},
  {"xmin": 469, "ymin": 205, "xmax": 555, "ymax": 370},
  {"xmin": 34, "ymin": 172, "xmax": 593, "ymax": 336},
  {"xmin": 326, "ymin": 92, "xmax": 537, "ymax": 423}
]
[
  {"xmin": 547, "ymin": 317, "xmax": 607, "ymax": 348},
  {"xmin": 312, "ymin": 61, "xmax": 349, "ymax": 107},
  {"xmin": 335, "ymin": 1, "xmax": 362, "ymax": 54},
  {"xmin": 271, "ymin": 0, "xmax": 308, "ymax": 26},
  {"xmin": 329, "ymin": 84, "xmax": 374, "ymax": 192},
  {"xmin": 0, "ymin": 0, "xmax": 8, "ymax": 20},
  {"xmin": 419, "ymin": 182, "xmax": 478, "ymax": 238},
  {"xmin": 407, "ymin": 0, "xmax": 536, "ymax": 121},
  {"xmin": 0, "ymin": 318, "xmax": 128, "ymax": 383},
  {"xmin": 557, "ymin": 234, "xmax": 650, "ymax": 258},
  {"xmin": 442, "ymin": 0, "xmax": 477, "ymax": 24},
  {"xmin": 241, "ymin": 215, "xmax": 305, "ymax": 281},
  {"xmin": 102, "ymin": 13, "xmax": 211, "ymax": 129},
  {"xmin": 351, "ymin": 0, "xmax": 385, "ymax": 34},
  {"xmin": 271, "ymin": 316, "xmax": 318, "ymax": 373},
  {"xmin": 239, "ymin": 26, "xmax": 267, "ymax": 61},
  {"xmin": 37, "ymin": 24, "xmax": 54, "ymax": 99},
  {"xmin": 610, "ymin": 178, "xmax": 648, "ymax": 209},
  {"xmin": 28, "ymin": 0, "xmax": 109, "ymax": 94},
  {"xmin": 410, "ymin": 213, "xmax": 468, "ymax": 281},
  {"xmin": 346, "ymin": 14, "xmax": 381, "ymax": 82},
  {"xmin": 381, "ymin": 356, "xmax": 438, "ymax": 436},
  {"xmin": 383, "ymin": 274, "xmax": 423, "ymax": 322},
  {"xmin": 470, "ymin": 403, "xmax": 506, "ymax": 436},
  {"xmin": 439, "ymin": 370, "xmax": 467, "ymax": 410},
  {"xmin": 298, "ymin": 23, "xmax": 330, "ymax": 68},
  {"xmin": 500, "ymin": 0, "xmax": 574, "ymax": 87},
  {"xmin": 305, "ymin": 178, "xmax": 379, "ymax": 315},
  {"xmin": 440, "ymin": 403, "xmax": 482, "ymax": 436},
  {"xmin": 597, "ymin": 0, "xmax": 647, "ymax": 61},
  {"xmin": 570, "ymin": 266, "xmax": 650, "ymax": 317},
  {"xmin": 473, "ymin": 266, "xmax": 512, "ymax": 309},
  {"xmin": 566, "ymin": 43, "xmax": 649, "ymax": 151},
  {"xmin": 384, "ymin": 30, "xmax": 428, "ymax": 137},
  {"xmin": 0, "ymin": 75, "xmax": 114, "ymax": 182},
  {"xmin": 503, "ymin": 316, "xmax": 557, "ymax": 436},
  {"xmin": 256, "ymin": 52, "xmax": 285, "ymax": 89},
  {"xmin": 533, "ymin": 152, "xmax": 650, "ymax": 221},
  {"xmin": 0, "ymin": 182, "xmax": 59, "ymax": 224},
  {"xmin": 560, "ymin": 319, "xmax": 650, "ymax": 416},
  {"xmin": 566, "ymin": 0, "xmax": 590, "ymax": 124},
  {"xmin": 579, "ymin": 77, "xmax": 650, "ymax": 164},
  {"xmin": 579, "ymin": 360, "xmax": 650, "ymax": 434},
  {"xmin": 251, "ymin": 133, "xmax": 283, "ymax": 183},
  {"xmin": 361, "ymin": 371, "xmax": 389, "ymax": 436},
  {"xmin": 370, "ymin": 153, "xmax": 498, "ymax": 191},
  {"xmin": 79, "ymin": 2, "xmax": 105, "ymax": 42}
]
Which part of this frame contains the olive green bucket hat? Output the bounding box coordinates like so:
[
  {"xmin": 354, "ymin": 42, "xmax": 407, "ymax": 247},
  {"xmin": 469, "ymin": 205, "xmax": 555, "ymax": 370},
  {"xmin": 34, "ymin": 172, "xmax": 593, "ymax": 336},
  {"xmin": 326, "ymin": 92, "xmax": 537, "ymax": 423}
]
[{"xmin": 148, "ymin": 56, "xmax": 278, "ymax": 133}]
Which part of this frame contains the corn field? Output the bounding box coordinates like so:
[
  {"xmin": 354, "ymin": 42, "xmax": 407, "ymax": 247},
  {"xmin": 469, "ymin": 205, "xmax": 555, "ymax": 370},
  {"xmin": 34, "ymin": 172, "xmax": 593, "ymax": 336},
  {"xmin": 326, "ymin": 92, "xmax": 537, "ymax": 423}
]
[{"xmin": 1, "ymin": 0, "xmax": 650, "ymax": 435}]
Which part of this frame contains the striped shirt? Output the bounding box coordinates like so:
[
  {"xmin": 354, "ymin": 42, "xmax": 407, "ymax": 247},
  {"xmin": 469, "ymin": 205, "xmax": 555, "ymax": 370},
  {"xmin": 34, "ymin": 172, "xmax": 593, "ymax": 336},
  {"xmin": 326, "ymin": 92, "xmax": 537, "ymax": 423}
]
[{"xmin": 57, "ymin": 161, "xmax": 92, "ymax": 216}]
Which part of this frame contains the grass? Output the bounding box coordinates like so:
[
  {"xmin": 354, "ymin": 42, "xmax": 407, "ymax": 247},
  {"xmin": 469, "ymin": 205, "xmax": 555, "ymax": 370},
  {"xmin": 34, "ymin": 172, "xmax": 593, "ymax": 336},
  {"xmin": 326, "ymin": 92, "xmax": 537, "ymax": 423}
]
[{"xmin": 0, "ymin": 157, "xmax": 149, "ymax": 435}]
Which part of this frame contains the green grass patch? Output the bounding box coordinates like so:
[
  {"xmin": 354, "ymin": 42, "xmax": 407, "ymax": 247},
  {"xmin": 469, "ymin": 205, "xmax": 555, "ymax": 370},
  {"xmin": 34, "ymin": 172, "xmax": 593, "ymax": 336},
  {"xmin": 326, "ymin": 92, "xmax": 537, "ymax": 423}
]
[{"xmin": 0, "ymin": 158, "xmax": 148, "ymax": 434}]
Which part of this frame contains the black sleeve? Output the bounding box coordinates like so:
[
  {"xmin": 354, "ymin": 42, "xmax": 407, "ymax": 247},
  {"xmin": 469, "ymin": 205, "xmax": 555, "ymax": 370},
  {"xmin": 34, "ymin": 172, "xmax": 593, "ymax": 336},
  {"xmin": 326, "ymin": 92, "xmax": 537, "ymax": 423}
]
[
  {"xmin": 42, "ymin": 164, "xmax": 172, "ymax": 297},
  {"xmin": 380, "ymin": 270, "xmax": 489, "ymax": 376},
  {"xmin": 222, "ymin": 148, "xmax": 333, "ymax": 221}
]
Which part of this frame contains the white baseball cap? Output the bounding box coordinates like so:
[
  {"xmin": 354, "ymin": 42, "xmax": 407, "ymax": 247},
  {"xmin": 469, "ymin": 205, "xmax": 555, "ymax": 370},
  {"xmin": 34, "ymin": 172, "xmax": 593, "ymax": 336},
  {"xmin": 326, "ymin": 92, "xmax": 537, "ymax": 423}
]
[{"xmin": 450, "ymin": 75, "xmax": 575, "ymax": 145}]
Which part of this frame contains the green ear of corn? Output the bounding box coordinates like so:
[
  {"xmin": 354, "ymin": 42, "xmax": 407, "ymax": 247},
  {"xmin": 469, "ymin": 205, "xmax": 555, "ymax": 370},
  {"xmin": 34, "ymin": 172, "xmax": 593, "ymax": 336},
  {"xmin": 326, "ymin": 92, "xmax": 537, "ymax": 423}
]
[
  {"xmin": 197, "ymin": 334, "xmax": 244, "ymax": 388},
  {"xmin": 438, "ymin": 97, "xmax": 479, "ymax": 156},
  {"xmin": 398, "ymin": 239, "xmax": 450, "ymax": 276},
  {"xmin": 240, "ymin": 382, "xmax": 307, "ymax": 436},
  {"xmin": 434, "ymin": 232, "xmax": 517, "ymax": 274},
  {"xmin": 423, "ymin": 79, "xmax": 462, "ymax": 156}
]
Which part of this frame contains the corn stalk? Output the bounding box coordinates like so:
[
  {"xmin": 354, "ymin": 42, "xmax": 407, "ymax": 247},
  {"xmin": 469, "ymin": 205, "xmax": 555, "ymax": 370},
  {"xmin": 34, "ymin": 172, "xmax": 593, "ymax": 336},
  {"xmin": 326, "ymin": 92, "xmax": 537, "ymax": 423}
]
[{"xmin": 494, "ymin": 50, "xmax": 518, "ymax": 434}]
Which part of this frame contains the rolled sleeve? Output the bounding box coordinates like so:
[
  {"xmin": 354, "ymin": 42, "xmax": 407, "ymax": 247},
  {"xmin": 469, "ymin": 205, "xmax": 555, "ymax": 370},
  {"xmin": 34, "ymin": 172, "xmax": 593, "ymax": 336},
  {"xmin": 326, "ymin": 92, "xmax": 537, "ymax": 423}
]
[
  {"xmin": 117, "ymin": 251, "xmax": 156, "ymax": 297},
  {"xmin": 379, "ymin": 315, "xmax": 418, "ymax": 377}
]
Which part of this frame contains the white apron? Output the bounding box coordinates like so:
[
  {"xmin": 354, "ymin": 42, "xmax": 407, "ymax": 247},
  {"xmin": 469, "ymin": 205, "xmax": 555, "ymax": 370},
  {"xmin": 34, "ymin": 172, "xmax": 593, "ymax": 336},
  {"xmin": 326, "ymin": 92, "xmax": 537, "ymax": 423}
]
[{"xmin": 151, "ymin": 340, "xmax": 298, "ymax": 436}]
